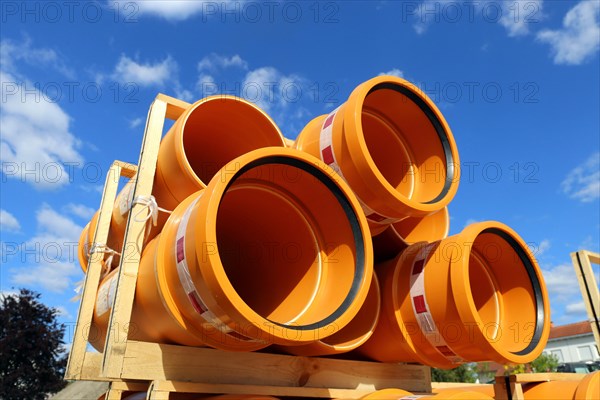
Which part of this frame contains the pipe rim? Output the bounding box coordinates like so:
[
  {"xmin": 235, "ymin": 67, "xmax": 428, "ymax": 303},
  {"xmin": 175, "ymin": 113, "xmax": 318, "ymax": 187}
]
[
  {"xmin": 343, "ymin": 76, "xmax": 460, "ymax": 214},
  {"xmin": 174, "ymin": 95, "xmax": 285, "ymax": 189},
  {"xmin": 198, "ymin": 148, "xmax": 373, "ymax": 341},
  {"xmin": 452, "ymin": 222, "xmax": 549, "ymax": 360}
]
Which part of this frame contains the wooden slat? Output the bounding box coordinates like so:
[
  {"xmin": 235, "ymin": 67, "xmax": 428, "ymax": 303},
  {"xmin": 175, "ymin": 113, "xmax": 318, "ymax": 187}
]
[
  {"xmin": 509, "ymin": 373, "xmax": 587, "ymax": 383},
  {"xmin": 156, "ymin": 93, "xmax": 190, "ymax": 121},
  {"xmin": 113, "ymin": 161, "xmax": 138, "ymax": 179},
  {"xmin": 65, "ymin": 163, "xmax": 122, "ymax": 379},
  {"xmin": 571, "ymin": 250, "xmax": 600, "ymax": 347},
  {"xmin": 151, "ymin": 380, "xmax": 387, "ymax": 399},
  {"xmin": 102, "ymin": 99, "xmax": 167, "ymax": 378},
  {"xmin": 119, "ymin": 341, "xmax": 431, "ymax": 393}
]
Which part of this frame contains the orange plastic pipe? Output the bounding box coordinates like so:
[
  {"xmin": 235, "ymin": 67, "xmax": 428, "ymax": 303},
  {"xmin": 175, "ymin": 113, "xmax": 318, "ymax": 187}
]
[
  {"xmin": 280, "ymin": 274, "xmax": 380, "ymax": 356},
  {"xmin": 107, "ymin": 95, "xmax": 285, "ymax": 246},
  {"xmin": 372, "ymin": 206, "xmax": 449, "ymax": 262},
  {"xmin": 90, "ymin": 147, "xmax": 373, "ymax": 351},
  {"xmin": 358, "ymin": 221, "xmax": 550, "ymax": 369},
  {"xmin": 433, "ymin": 385, "xmax": 495, "ymax": 398},
  {"xmin": 359, "ymin": 389, "xmax": 493, "ymax": 399},
  {"xmin": 294, "ymin": 75, "xmax": 460, "ymax": 235},
  {"xmin": 421, "ymin": 389, "xmax": 494, "ymax": 399},
  {"xmin": 359, "ymin": 388, "xmax": 412, "ymax": 399},
  {"xmin": 520, "ymin": 371, "xmax": 599, "ymax": 400},
  {"xmin": 78, "ymin": 210, "xmax": 119, "ymax": 273},
  {"xmin": 575, "ymin": 371, "xmax": 600, "ymax": 400},
  {"xmin": 522, "ymin": 380, "xmax": 581, "ymax": 399}
]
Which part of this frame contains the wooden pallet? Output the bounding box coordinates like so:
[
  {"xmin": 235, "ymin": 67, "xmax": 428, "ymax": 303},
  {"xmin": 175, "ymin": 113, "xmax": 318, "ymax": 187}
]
[
  {"xmin": 64, "ymin": 93, "xmax": 432, "ymax": 398},
  {"xmin": 493, "ymin": 373, "xmax": 587, "ymax": 400}
]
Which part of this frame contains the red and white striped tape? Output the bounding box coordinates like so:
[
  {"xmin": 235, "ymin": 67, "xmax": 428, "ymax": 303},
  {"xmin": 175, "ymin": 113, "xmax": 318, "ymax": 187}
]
[
  {"xmin": 175, "ymin": 196, "xmax": 262, "ymax": 343},
  {"xmin": 319, "ymin": 107, "xmax": 400, "ymax": 225},
  {"xmin": 409, "ymin": 243, "xmax": 465, "ymax": 364}
]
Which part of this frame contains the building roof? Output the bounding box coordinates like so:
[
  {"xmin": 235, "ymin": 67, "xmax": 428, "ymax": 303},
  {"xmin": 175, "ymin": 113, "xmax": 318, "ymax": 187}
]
[{"xmin": 549, "ymin": 321, "xmax": 593, "ymax": 339}]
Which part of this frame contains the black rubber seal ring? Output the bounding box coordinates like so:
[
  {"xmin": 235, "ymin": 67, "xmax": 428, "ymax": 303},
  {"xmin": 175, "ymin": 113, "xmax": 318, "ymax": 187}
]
[
  {"xmin": 482, "ymin": 228, "xmax": 545, "ymax": 356},
  {"xmin": 217, "ymin": 155, "xmax": 366, "ymax": 331},
  {"xmin": 367, "ymin": 82, "xmax": 455, "ymax": 204}
]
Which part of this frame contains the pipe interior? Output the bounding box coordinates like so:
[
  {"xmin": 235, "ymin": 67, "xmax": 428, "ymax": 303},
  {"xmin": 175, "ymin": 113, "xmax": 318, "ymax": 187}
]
[
  {"xmin": 182, "ymin": 99, "xmax": 284, "ymax": 184},
  {"xmin": 216, "ymin": 162, "xmax": 359, "ymax": 326},
  {"xmin": 361, "ymin": 85, "xmax": 448, "ymax": 203},
  {"xmin": 470, "ymin": 232, "xmax": 537, "ymax": 353}
]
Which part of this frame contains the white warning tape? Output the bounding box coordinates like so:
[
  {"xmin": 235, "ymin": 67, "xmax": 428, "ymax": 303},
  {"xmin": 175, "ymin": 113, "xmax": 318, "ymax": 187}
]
[
  {"xmin": 174, "ymin": 195, "xmax": 262, "ymax": 343},
  {"xmin": 409, "ymin": 242, "xmax": 465, "ymax": 364},
  {"xmin": 318, "ymin": 106, "xmax": 400, "ymax": 225}
]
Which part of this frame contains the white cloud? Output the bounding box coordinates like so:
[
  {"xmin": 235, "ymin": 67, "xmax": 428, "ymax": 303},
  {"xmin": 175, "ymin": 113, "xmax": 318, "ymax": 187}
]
[
  {"xmin": 129, "ymin": 117, "xmax": 143, "ymax": 129},
  {"xmin": 196, "ymin": 73, "xmax": 217, "ymax": 95},
  {"xmin": 0, "ymin": 37, "xmax": 75, "ymax": 79},
  {"xmin": 54, "ymin": 305, "xmax": 73, "ymax": 319},
  {"xmin": 565, "ymin": 301, "xmax": 587, "ymax": 316},
  {"xmin": 0, "ymin": 209, "xmax": 21, "ymax": 232},
  {"xmin": 411, "ymin": 0, "xmax": 544, "ymax": 37},
  {"xmin": 537, "ymin": 239, "xmax": 551, "ymax": 256},
  {"xmin": 561, "ymin": 152, "xmax": 600, "ymax": 202},
  {"xmin": 537, "ymin": 1, "xmax": 600, "ymax": 65},
  {"xmin": 11, "ymin": 204, "xmax": 83, "ymax": 293},
  {"xmin": 127, "ymin": 0, "xmax": 219, "ymax": 21},
  {"xmin": 1, "ymin": 71, "xmax": 83, "ymax": 189},
  {"xmin": 379, "ymin": 69, "xmax": 405, "ymax": 78},
  {"xmin": 541, "ymin": 263, "xmax": 581, "ymax": 301},
  {"xmin": 499, "ymin": 0, "xmax": 544, "ymax": 37},
  {"xmin": 112, "ymin": 55, "xmax": 177, "ymax": 87},
  {"xmin": 0, "ymin": 289, "xmax": 18, "ymax": 299},
  {"xmin": 198, "ymin": 54, "xmax": 248, "ymax": 72},
  {"xmin": 64, "ymin": 203, "xmax": 95, "ymax": 220}
]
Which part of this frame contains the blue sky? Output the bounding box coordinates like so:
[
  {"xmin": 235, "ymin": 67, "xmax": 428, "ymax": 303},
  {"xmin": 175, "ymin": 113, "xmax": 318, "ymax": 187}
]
[{"xmin": 1, "ymin": 0, "xmax": 599, "ymax": 349}]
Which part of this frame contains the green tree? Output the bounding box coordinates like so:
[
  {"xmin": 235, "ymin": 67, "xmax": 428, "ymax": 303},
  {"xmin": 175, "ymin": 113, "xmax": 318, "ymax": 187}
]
[
  {"xmin": 530, "ymin": 353, "xmax": 560, "ymax": 373},
  {"xmin": 432, "ymin": 364, "xmax": 477, "ymax": 383},
  {"xmin": 0, "ymin": 289, "xmax": 68, "ymax": 400}
]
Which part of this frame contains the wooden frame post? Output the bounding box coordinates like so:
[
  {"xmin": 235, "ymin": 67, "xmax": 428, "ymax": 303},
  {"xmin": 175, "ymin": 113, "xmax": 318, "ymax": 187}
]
[{"xmin": 570, "ymin": 250, "xmax": 600, "ymax": 348}]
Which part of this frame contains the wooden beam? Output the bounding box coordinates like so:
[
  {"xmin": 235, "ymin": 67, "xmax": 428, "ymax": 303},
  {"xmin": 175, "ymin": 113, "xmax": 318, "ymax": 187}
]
[
  {"xmin": 155, "ymin": 93, "xmax": 190, "ymax": 121},
  {"xmin": 118, "ymin": 341, "xmax": 431, "ymax": 393},
  {"xmin": 66, "ymin": 163, "xmax": 122, "ymax": 380},
  {"xmin": 102, "ymin": 98, "xmax": 167, "ymax": 378},
  {"xmin": 571, "ymin": 250, "xmax": 600, "ymax": 348}
]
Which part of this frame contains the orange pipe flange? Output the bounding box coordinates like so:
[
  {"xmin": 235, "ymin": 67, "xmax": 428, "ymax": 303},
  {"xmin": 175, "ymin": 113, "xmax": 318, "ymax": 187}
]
[
  {"xmin": 91, "ymin": 147, "xmax": 373, "ymax": 351},
  {"xmin": 522, "ymin": 380, "xmax": 581, "ymax": 399},
  {"xmin": 433, "ymin": 386, "xmax": 495, "ymax": 398},
  {"xmin": 108, "ymin": 96, "xmax": 285, "ymax": 245},
  {"xmin": 153, "ymin": 95, "xmax": 285, "ymax": 210},
  {"xmin": 358, "ymin": 221, "xmax": 550, "ymax": 369},
  {"xmin": 294, "ymin": 75, "xmax": 460, "ymax": 235},
  {"xmin": 280, "ymin": 274, "xmax": 380, "ymax": 356},
  {"xmin": 421, "ymin": 389, "xmax": 494, "ymax": 399},
  {"xmin": 372, "ymin": 206, "xmax": 450, "ymax": 262},
  {"xmin": 359, "ymin": 388, "xmax": 413, "ymax": 399},
  {"xmin": 575, "ymin": 371, "xmax": 600, "ymax": 400}
]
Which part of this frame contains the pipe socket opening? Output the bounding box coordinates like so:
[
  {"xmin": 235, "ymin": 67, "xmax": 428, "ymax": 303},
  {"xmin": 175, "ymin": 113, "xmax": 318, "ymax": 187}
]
[
  {"xmin": 361, "ymin": 83, "xmax": 454, "ymax": 204},
  {"xmin": 469, "ymin": 229, "xmax": 541, "ymax": 354},
  {"xmin": 182, "ymin": 98, "xmax": 284, "ymax": 184},
  {"xmin": 216, "ymin": 157, "xmax": 365, "ymax": 328}
]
